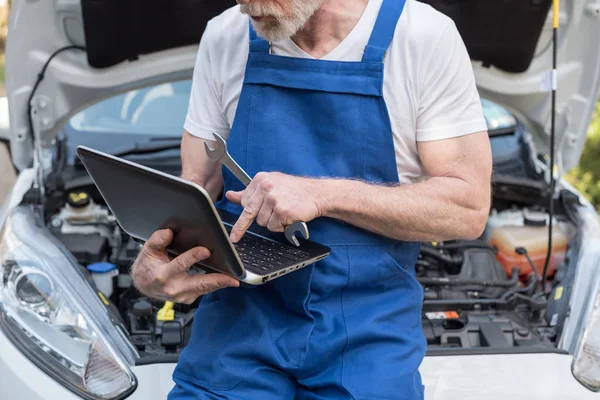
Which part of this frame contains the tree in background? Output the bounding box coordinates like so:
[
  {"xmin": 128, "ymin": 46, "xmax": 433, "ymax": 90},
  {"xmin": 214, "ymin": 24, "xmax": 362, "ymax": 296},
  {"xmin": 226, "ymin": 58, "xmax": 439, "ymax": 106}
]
[
  {"xmin": 0, "ymin": 1, "xmax": 8, "ymax": 51},
  {"xmin": 565, "ymin": 101, "xmax": 600, "ymax": 210},
  {"xmin": 0, "ymin": 1, "xmax": 8, "ymax": 40}
]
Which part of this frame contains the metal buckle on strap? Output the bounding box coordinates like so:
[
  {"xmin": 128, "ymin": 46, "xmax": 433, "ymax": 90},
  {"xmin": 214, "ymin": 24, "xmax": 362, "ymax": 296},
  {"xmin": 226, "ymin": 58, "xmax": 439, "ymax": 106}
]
[{"xmin": 247, "ymin": 39, "xmax": 273, "ymax": 54}]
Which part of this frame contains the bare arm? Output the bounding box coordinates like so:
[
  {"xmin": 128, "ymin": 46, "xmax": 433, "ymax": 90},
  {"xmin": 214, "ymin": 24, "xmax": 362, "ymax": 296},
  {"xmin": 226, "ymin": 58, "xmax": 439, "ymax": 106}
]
[
  {"xmin": 226, "ymin": 131, "xmax": 492, "ymax": 243},
  {"xmin": 318, "ymin": 131, "xmax": 492, "ymax": 241},
  {"xmin": 180, "ymin": 130, "xmax": 224, "ymax": 202}
]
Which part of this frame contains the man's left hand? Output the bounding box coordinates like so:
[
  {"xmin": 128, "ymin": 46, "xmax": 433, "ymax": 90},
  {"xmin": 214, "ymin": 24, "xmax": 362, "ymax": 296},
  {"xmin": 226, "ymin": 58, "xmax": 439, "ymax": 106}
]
[{"xmin": 226, "ymin": 172, "xmax": 323, "ymax": 242}]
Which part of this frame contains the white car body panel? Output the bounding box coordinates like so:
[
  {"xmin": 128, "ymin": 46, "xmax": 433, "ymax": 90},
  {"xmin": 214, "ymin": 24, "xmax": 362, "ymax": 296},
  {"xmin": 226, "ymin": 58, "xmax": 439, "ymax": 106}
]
[
  {"xmin": 0, "ymin": 167, "xmax": 35, "ymax": 226},
  {"xmin": 420, "ymin": 354, "xmax": 596, "ymax": 400},
  {"xmin": 1, "ymin": 324, "xmax": 596, "ymax": 400}
]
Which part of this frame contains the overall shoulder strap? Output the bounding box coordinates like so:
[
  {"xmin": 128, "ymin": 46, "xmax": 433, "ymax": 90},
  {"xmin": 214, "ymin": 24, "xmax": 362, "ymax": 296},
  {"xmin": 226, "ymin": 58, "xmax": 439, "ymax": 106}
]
[
  {"xmin": 362, "ymin": 0, "xmax": 407, "ymax": 62},
  {"xmin": 249, "ymin": 22, "xmax": 271, "ymax": 54}
]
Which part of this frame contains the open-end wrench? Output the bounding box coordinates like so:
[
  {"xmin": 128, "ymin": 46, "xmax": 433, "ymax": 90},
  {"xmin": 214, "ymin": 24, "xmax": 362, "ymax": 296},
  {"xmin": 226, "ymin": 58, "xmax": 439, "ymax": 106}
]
[
  {"xmin": 205, "ymin": 133, "xmax": 310, "ymax": 247},
  {"xmin": 204, "ymin": 133, "xmax": 252, "ymax": 186}
]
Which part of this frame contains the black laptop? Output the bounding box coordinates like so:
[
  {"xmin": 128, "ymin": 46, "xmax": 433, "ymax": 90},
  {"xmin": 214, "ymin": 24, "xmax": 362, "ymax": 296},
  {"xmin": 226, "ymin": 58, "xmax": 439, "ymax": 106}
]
[{"xmin": 76, "ymin": 146, "xmax": 331, "ymax": 285}]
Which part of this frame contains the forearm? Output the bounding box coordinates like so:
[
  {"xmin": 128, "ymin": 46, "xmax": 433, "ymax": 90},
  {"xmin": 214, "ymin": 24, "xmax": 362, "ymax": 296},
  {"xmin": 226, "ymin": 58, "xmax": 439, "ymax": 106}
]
[
  {"xmin": 183, "ymin": 170, "xmax": 223, "ymax": 203},
  {"xmin": 317, "ymin": 177, "xmax": 490, "ymax": 242},
  {"xmin": 180, "ymin": 131, "xmax": 224, "ymax": 202}
]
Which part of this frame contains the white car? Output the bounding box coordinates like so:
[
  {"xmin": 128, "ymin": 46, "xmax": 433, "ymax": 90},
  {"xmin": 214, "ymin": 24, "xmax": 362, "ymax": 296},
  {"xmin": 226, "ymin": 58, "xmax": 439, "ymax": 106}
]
[{"xmin": 1, "ymin": 1, "xmax": 600, "ymax": 399}]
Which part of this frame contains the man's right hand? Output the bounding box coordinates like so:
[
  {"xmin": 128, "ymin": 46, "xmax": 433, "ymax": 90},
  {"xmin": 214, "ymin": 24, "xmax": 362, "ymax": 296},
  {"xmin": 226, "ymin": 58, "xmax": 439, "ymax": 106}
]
[{"xmin": 131, "ymin": 229, "xmax": 240, "ymax": 304}]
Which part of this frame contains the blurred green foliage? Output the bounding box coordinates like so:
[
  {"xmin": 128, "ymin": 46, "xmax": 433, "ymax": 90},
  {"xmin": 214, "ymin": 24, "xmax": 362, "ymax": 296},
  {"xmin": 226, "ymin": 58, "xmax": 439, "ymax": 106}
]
[
  {"xmin": 0, "ymin": 53, "xmax": 5, "ymax": 84},
  {"xmin": 565, "ymin": 101, "xmax": 600, "ymax": 210}
]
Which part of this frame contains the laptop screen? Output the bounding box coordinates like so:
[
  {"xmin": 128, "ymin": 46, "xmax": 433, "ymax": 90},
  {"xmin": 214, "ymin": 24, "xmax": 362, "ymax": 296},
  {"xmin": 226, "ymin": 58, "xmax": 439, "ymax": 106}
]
[{"xmin": 76, "ymin": 146, "xmax": 245, "ymax": 278}]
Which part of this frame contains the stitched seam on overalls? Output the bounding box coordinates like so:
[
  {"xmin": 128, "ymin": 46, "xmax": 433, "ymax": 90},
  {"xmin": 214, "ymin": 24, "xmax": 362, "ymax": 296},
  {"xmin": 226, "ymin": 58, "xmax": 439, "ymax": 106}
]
[
  {"xmin": 247, "ymin": 87, "xmax": 269, "ymax": 173},
  {"xmin": 385, "ymin": 253, "xmax": 422, "ymax": 330},
  {"xmin": 375, "ymin": 80, "xmax": 398, "ymax": 184},
  {"xmin": 296, "ymin": 265, "xmax": 316, "ymax": 376},
  {"xmin": 246, "ymin": 63, "xmax": 382, "ymax": 76},
  {"xmin": 361, "ymin": 97, "xmax": 370, "ymax": 178},
  {"xmin": 339, "ymin": 246, "xmax": 356, "ymax": 399}
]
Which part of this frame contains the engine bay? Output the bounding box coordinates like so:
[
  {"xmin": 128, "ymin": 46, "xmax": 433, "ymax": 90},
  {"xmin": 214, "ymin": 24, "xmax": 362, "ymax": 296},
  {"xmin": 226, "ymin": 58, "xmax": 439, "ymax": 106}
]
[{"xmin": 36, "ymin": 174, "xmax": 579, "ymax": 363}]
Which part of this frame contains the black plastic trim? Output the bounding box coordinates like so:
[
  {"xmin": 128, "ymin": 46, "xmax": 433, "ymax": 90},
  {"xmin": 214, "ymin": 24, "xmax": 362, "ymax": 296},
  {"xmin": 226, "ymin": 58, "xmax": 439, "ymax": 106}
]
[
  {"xmin": 427, "ymin": 346, "xmax": 569, "ymax": 357},
  {"xmin": 135, "ymin": 354, "xmax": 180, "ymax": 366},
  {"xmin": 80, "ymin": 0, "xmax": 550, "ymax": 73},
  {"xmin": 80, "ymin": 0, "xmax": 238, "ymax": 69},
  {"xmin": 419, "ymin": 0, "xmax": 552, "ymax": 73},
  {"xmin": 488, "ymin": 127, "xmax": 518, "ymax": 138}
]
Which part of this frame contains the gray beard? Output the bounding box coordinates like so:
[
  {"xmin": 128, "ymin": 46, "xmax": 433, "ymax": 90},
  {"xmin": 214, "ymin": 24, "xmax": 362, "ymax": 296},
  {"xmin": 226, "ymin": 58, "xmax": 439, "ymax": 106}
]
[{"xmin": 240, "ymin": 0, "xmax": 324, "ymax": 42}]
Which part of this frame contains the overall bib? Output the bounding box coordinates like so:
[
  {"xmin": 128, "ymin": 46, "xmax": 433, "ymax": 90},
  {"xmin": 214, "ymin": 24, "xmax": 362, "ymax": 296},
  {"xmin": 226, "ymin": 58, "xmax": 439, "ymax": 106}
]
[{"xmin": 170, "ymin": 0, "xmax": 426, "ymax": 398}]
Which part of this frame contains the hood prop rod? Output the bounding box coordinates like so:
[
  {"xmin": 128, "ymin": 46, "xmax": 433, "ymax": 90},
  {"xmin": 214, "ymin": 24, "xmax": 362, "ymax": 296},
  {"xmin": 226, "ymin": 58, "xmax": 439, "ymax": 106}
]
[
  {"xmin": 541, "ymin": 0, "xmax": 560, "ymax": 295},
  {"xmin": 26, "ymin": 46, "xmax": 85, "ymax": 213}
]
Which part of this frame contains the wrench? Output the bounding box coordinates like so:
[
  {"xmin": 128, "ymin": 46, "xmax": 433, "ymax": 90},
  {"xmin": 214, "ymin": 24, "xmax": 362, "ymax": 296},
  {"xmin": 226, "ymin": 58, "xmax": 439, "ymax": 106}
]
[
  {"xmin": 205, "ymin": 133, "xmax": 310, "ymax": 247},
  {"xmin": 204, "ymin": 133, "xmax": 252, "ymax": 187}
]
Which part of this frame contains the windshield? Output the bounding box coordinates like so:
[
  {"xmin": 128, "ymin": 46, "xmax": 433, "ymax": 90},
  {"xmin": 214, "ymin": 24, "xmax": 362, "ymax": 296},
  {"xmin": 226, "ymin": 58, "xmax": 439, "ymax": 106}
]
[
  {"xmin": 68, "ymin": 80, "xmax": 192, "ymax": 137},
  {"xmin": 67, "ymin": 81, "xmax": 515, "ymax": 138},
  {"xmin": 481, "ymin": 98, "xmax": 517, "ymax": 131}
]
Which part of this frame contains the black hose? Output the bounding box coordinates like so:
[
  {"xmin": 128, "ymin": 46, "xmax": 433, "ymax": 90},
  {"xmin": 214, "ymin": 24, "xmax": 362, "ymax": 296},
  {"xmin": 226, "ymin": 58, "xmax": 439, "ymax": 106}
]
[
  {"xmin": 27, "ymin": 46, "xmax": 86, "ymax": 150},
  {"xmin": 505, "ymin": 292, "xmax": 547, "ymax": 311},
  {"xmin": 503, "ymin": 269, "xmax": 539, "ymax": 299},
  {"xmin": 419, "ymin": 246, "xmax": 463, "ymax": 266},
  {"xmin": 417, "ymin": 267, "xmax": 520, "ymax": 287},
  {"xmin": 515, "ymin": 247, "xmax": 540, "ymax": 282},
  {"xmin": 25, "ymin": 46, "xmax": 86, "ymax": 218}
]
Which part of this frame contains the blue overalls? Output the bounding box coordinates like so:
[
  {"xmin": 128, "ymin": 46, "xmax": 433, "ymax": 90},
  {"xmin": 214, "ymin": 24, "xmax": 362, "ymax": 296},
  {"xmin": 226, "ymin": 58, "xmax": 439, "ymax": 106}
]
[{"xmin": 170, "ymin": 0, "xmax": 425, "ymax": 398}]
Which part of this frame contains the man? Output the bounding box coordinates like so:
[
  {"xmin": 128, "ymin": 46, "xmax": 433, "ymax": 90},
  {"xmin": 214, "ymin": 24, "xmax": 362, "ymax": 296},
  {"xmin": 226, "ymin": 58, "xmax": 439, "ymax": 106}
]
[{"xmin": 132, "ymin": 0, "xmax": 492, "ymax": 398}]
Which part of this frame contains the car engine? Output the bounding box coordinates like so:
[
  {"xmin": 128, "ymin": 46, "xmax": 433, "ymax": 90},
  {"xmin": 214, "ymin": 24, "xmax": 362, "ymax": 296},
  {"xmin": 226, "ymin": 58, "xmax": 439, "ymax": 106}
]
[{"xmin": 43, "ymin": 183, "xmax": 576, "ymax": 361}]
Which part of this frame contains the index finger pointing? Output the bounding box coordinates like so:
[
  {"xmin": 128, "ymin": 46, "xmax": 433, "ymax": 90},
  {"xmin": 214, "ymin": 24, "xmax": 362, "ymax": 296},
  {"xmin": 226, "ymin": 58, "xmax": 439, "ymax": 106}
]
[{"xmin": 230, "ymin": 206, "xmax": 258, "ymax": 243}]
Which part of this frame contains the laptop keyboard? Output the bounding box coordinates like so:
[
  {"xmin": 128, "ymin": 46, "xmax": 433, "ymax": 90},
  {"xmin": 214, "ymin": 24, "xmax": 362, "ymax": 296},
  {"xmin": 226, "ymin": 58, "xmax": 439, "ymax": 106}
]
[{"xmin": 228, "ymin": 229, "xmax": 312, "ymax": 274}]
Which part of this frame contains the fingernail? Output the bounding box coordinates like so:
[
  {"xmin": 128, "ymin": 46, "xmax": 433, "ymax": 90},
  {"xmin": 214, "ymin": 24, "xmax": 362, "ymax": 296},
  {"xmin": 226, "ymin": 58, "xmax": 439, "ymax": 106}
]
[
  {"xmin": 227, "ymin": 278, "xmax": 240, "ymax": 287},
  {"xmin": 198, "ymin": 248, "xmax": 210, "ymax": 259}
]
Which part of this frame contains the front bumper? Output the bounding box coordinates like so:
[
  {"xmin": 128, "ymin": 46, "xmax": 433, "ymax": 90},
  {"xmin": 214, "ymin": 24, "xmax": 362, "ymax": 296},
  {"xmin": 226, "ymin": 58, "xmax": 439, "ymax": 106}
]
[
  {"xmin": 420, "ymin": 353, "xmax": 597, "ymax": 399},
  {"xmin": 0, "ymin": 323, "xmax": 597, "ymax": 400}
]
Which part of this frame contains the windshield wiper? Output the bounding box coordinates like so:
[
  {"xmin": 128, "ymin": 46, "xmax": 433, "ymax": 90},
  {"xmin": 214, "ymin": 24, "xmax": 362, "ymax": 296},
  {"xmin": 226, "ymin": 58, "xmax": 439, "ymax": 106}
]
[
  {"xmin": 74, "ymin": 138, "xmax": 182, "ymax": 167},
  {"xmin": 110, "ymin": 138, "xmax": 182, "ymax": 158}
]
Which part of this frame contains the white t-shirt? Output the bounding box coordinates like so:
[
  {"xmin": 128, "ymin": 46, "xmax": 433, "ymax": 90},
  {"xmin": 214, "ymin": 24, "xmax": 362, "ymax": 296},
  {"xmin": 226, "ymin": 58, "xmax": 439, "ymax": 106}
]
[{"xmin": 184, "ymin": 0, "xmax": 487, "ymax": 183}]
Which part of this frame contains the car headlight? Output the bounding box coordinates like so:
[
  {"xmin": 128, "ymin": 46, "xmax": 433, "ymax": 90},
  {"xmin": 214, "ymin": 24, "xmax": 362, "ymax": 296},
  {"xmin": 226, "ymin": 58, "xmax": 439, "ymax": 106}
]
[
  {"xmin": 573, "ymin": 291, "xmax": 600, "ymax": 391},
  {"xmin": 0, "ymin": 206, "xmax": 137, "ymax": 399}
]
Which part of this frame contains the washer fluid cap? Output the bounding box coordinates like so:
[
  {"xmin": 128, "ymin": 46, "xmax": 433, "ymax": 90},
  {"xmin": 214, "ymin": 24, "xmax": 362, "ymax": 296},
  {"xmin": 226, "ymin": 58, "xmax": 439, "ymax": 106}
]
[
  {"xmin": 523, "ymin": 208, "xmax": 548, "ymax": 227},
  {"xmin": 87, "ymin": 262, "xmax": 117, "ymax": 274}
]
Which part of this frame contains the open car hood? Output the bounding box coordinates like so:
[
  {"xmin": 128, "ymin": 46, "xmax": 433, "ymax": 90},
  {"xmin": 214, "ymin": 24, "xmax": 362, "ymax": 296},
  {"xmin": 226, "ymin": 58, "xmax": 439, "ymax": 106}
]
[{"xmin": 6, "ymin": 0, "xmax": 600, "ymax": 173}]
